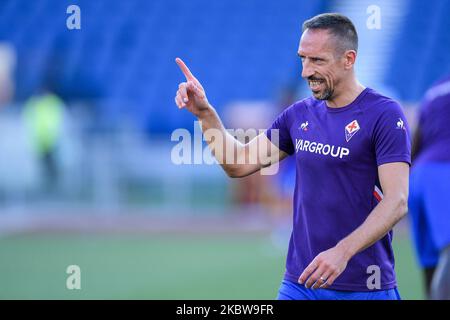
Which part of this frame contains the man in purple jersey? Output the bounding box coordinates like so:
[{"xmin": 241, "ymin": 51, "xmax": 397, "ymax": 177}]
[
  {"xmin": 174, "ymin": 13, "xmax": 410, "ymax": 300},
  {"xmin": 409, "ymin": 75, "xmax": 450, "ymax": 300}
]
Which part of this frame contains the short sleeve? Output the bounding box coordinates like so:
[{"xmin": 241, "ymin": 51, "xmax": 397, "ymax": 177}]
[
  {"xmin": 373, "ymin": 102, "xmax": 411, "ymax": 166},
  {"xmin": 265, "ymin": 108, "xmax": 295, "ymax": 155}
]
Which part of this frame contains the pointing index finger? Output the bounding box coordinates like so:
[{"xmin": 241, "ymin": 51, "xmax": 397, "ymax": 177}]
[{"xmin": 175, "ymin": 57, "xmax": 195, "ymax": 80}]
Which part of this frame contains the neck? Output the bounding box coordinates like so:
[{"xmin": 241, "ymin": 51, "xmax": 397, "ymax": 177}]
[{"xmin": 326, "ymin": 77, "xmax": 365, "ymax": 108}]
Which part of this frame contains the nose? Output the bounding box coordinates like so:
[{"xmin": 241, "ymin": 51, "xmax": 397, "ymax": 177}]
[{"xmin": 301, "ymin": 60, "xmax": 314, "ymax": 79}]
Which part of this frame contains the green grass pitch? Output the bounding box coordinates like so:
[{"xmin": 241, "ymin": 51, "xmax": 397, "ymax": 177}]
[{"xmin": 0, "ymin": 232, "xmax": 424, "ymax": 299}]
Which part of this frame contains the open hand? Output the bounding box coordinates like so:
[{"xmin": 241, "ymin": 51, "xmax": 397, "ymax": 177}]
[{"xmin": 298, "ymin": 245, "xmax": 350, "ymax": 289}]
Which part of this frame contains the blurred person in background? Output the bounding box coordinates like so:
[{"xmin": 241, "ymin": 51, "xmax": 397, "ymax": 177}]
[
  {"xmin": 22, "ymin": 86, "xmax": 65, "ymax": 193},
  {"xmin": 266, "ymin": 84, "xmax": 298, "ymax": 250},
  {"xmin": 270, "ymin": 84, "xmax": 300, "ymax": 212},
  {"xmin": 174, "ymin": 13, "xmax": 411, "ymax": 300},
  {"xmin": 223, "ymin": 101, "xmax": 276, "ymax": 208},
  {"xmin": 409, "ymin": 74, "xmax": 450, "ymax": 300},
  {"xmin": 0, "ymin": 43, "xmax": 16, "ymax": 108}
]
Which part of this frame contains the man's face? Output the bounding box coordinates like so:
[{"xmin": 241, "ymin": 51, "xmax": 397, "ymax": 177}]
[{"xmin": 298, "ymin": 29, "xmax": 346, "ymax": 100}]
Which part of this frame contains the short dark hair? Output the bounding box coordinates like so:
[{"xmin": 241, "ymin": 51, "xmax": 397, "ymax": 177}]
[{"xmin": 302, "ymin": 13, "xmax": 358, "ymax": 54}]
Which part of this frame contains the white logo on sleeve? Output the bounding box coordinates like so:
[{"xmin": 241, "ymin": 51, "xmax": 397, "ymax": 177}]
[
  {"xmin": 299, "ymin": 121, "xmax": 309, "ymax": 131},
  {"xmin": 396, "ymin": 118, "xmax": 405, "ymax": 130},
  {"xmin": 345, "ymin": 120, "xmax": 360, "ymax": 142}
]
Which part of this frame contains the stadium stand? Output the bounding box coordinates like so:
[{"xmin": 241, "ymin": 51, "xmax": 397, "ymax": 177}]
[
  {"xmin": 0, "ymin": 0, "xmax": 327, "ymax": 134},
  {"xmin": 384, "ymin": 0, "xmax": 450, "ymax": 102}
]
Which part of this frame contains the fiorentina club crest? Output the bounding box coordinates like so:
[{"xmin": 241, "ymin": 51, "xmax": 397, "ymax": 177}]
[{"xmin": 345, "ymin": 120, "xmax": 360, "ymax": 142}]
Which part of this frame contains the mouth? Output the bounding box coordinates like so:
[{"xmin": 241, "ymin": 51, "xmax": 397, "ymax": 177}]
[{"xmin": 308, "ymin": 79, "xmax": 325, "ymax": 91}]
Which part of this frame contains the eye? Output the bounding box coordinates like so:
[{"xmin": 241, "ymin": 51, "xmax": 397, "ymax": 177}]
[{"xmin": 312, "ymin": 58, "xmax": 325, "ymax": 64}]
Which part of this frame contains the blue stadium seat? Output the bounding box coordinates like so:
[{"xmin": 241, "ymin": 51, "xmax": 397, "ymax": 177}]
[
  {"xmin": 385, "ymin": 0, "xmax": 450, "ymax": 102},
  {"xmin": 0, "ymin": 0, "xmax": 328, "ymax": 134}
]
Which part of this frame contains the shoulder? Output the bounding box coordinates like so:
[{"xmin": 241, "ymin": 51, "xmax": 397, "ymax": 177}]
[
  {"xmin": 361, "ymin": 88, "xmax": 405, "ymax": 121},
  {"xmin": 358, "ymin": 89, "xmax": 409, "ymax": 138},
  {"xmin": 280, "ymin": 96, "xmax": 318, "ymax": 118},
  {"xmin": 423, "ymin": 75, "xmax": 450, "ymax": 103},
  {"xmin": 362, "ymin": 88, "xmax": 402, "ymax": 112},
  {"xmin": 273, "ymin": 97, "xmax": 319, "ymax": 130}
]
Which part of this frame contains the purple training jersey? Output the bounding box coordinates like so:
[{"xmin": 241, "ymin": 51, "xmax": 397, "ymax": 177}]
[
  {"xmin": 415, "ymin": 75, "xmax": 450, "ymax": 166},
  {"xmin": 266, "ymin": 88, "xmax": 411, "ymax": 291}
]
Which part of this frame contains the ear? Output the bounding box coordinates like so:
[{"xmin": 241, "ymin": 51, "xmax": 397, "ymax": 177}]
[{"xmin": 343, "ymin": 50, "xmax": 357, "ymax": 70}]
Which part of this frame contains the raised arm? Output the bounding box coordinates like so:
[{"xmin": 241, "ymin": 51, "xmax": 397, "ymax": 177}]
[{"xmin": 174, "ymin": 57, "xmax": 288, "ymax": 177}]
